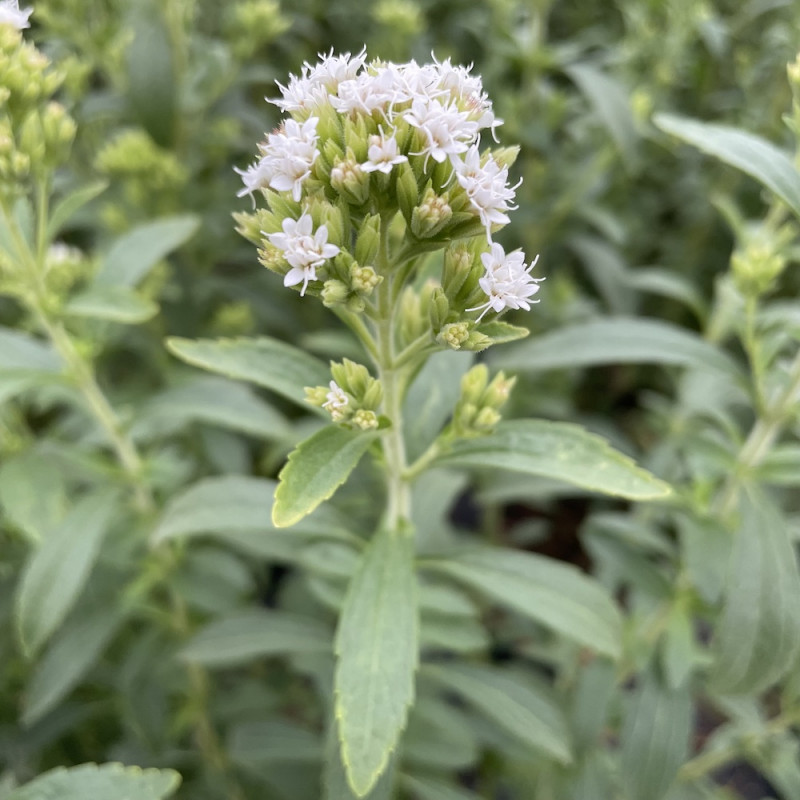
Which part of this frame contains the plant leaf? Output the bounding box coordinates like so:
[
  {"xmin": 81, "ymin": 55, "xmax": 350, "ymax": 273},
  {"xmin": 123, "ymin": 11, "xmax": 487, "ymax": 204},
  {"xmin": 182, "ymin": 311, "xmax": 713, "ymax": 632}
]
[
  {"xmin": 180, "ymin": 609, "xmax": 331, "ymax": 668},
  {"xmin": 22, "ymin": 604, "xmax": 125, "ymax": 726},
  {"xmin": 0, "ymin": 327, "xmax": 61, "ymax": 373},
  {"xmin": 335, "ymin": 527, "xmax": 418, "ymax": 797},
  {"xmin": 435, "ymin": 419, "xmax": 671, "ymax": 501},
  {"xmin": 401, "ymin": 775, "xmax": 482, "ymax": 800},
  {"xmin": 273, "ymin": 426, "xmax": 377, "ymax": 527},
  {"xmin": 137, "ymin": 376, "xmax": 289, "ymax": 440},
  {"xmin": 711, "ymin": 492, "xmax": 800, "ymax": 694},
  {"xmin": 424, "ymin": 547, "xmax": 622, "ymax": 658},
  {"xmin": 15, "ymin": 490, "xmax": 119, "ymax": 655},
  {"xmin": 166, "ymin": 335, "xmax": 330, "ymax": 408},
  {"xmin": 228, "ymin": 719, "xmax": 322, "ymax": 766},
  {"xmin": 65, "ymin": 286, "xmax": 158, "ymax": 324},
  {"xmin": 7, "ymin": 763, "xmax": 180, "ymax": 800},
  {"xmin": 47, "ymin": 180, "xmax": 109, "ymax": 239},
  {"xmin": 654, "ymin": 113, "xmax": 800, "ymax": 218},
  {"xmin": 495, "ymin": 317, "xmax": 738, "ymax": 376},
  {"xmin": 620, "ymin": 669, "xmax": 692, "ymax": 800},
  {"xmin": 95, "ymin": 215, "xmax": 198, "ymax": 287},
  {"xmin": 424, "ymin": 662, "xmax": 572, "ymax": 764}
]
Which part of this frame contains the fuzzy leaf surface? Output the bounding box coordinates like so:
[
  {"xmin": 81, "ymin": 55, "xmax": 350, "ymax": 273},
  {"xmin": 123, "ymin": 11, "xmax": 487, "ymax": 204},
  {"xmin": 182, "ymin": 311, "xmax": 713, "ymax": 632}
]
[
  {"xmin": 335, "ymin": 528, "xmax": 418, "ymax": 797},
  {"xmin": 273, "ymin": 426, "xmax": 376, "ymax": 527},
  {"xmin": 425, "ymin": 547, "xmax": 621, "ymax": 658},
  {"xmin": 166, "ymin": 335, "xmax": 329, "ymax": 408},
  {"xmin": 435, "ymin": 419, "xmax": 670, "ymax": 501}
]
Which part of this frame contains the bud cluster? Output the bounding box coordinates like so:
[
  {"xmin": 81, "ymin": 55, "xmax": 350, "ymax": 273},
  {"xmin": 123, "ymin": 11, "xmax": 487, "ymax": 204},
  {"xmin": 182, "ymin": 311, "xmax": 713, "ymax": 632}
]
[
  {"xmin": 451, "ymin": 364, "xmax": 515, "ymax": 437},
  {"xmin": 0, "ymin": 24, "xmax": 74, "ymax": 194},
  {"xmin": 305, "ymin": 359, "xmax": 384, "ymax": 430},
  {"xmin": 235, "ymin": 49, "xmax": 543, "ymax": 339}
]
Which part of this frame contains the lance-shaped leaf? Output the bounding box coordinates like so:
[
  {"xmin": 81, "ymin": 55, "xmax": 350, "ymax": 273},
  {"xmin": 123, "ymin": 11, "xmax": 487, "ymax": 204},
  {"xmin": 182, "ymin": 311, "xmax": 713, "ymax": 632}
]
[
  {"xmin": 424, "ymin": 548, "xmax": 622, "ymax": 658},
  {"xmin": 273, "ymin": 426, "xmax": 377, "ymax": 527},
  {"xmin": 495, "ymin": 317, "xmax": 738, "ymax": 376},
  {"xmin": 16, "ymin": 490, "xmax": 120, "ymax": 655},
  {"xmin": 654, "ymin": 113, "xmax": 800, "ymax": 218},
  {"xmin": 96, "ymin": 215, "xmax": 198, "ymax": 287},
  {"xmin": 181, "ymin": 609, "xmax": 331, "ymax": 668},
  {"xmin": 435, "ymin": 419, "xmax": 670, "ymax": 501},
  {"xmin": 166, "ymin": 335, "xmax": 329, "ymax": 408},
  {"xmin": 47, "ymin": 180, "xmax": 108, "ymax": 239},
  {"xmin": 711, "ymin": 492, "xmax": 800, "ymax": 694},
  {"xmin": 335, "ymin": 527, "xmax": 418, "ymax": 797},
  {"xmin": 620, "ymin": 670, "xmax": 692, "ymax": 800},
  {"xmin": 425, "ymin": 663, "xmax": 572, "ymax": 764},
  {"xmin": 65, "ymin": 286, "xmax": 158, "ymax": 324},
  {"xmin": 7, "ymin": 762, "xmax": 180, "ymax": 800}
]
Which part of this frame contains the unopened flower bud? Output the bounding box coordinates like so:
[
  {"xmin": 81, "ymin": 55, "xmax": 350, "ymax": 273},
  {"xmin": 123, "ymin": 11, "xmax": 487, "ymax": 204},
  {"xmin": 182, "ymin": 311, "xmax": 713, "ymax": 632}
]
[
  {"xmin": 330, "ymin": 152, "xmax": 370, "ymax": 205},
  {"xmin": 355, "ymin": 214, "xmax": 381, "ymax": 264},
  {"xmin": 481, "ymin": 371, "xmax": 516, "ymax": 409},
  {"xmin": 462, "ymin": 330, "xmax": 492, "ymax": 351},
  {"xmin": 18, "ymin": 111, "xmax": 45, "ymax": 167},
  {"xmin": 305, "ymin": 385, "xmax": 329, "ymax": 406},
  {"xmin": 438, "ymin": 322, "xmax": 470, "ymax": 349},
  {"xmin": 442, "ymin": 244, "xmax": 475, "ymax": 298},
  {"xmin": 352, "ymin": 409, "xmax": 379, "ymax": 430},
  {"xmin": 411, "ymin": 188, "xmax": 452, "ymax": 238},
  {"xmin": 428, "ymin": 287, "xmax": 450, "ymax": 330},
  {"xmin": 491, "ymin": 146, "xmax": 520, "ymax": 169},
  {"xmin": 460, "ymin": 364, "xmax": 489, "ymax": 405},
  {"xmin": 350, "ymin": 264, "xmax": 381, "ymax": 295},
  {"xmin": 395, "ymin": 161, "xmax": 420, "ymax": 221},
  {"xmin": 321, "ymin": 279, "xmax": 350, "ymax": 307},
  {"xmin": 42, "ymin": 102, "xmax": 76, "ymax": 164},
  {"xmin": 474, "ymin": 407, "xmax": 501, "ymax": 430}
]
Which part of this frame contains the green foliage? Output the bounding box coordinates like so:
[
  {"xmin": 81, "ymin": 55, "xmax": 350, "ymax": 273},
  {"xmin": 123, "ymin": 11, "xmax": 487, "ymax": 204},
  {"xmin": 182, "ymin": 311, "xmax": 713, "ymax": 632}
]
[{"xmin": 1, "ymin": 1, "xmax": 800, "ymax": 798}]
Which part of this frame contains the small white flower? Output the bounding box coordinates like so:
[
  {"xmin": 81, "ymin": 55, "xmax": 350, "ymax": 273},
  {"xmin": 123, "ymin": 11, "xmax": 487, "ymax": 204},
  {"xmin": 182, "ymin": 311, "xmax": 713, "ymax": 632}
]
[
  {"xmin": 267, "ymin": 212, "xmax": 340, "ymax": 296},
  {"xmin": 0, "ymin": 0, "xmax": 32, "ymax": 29},
  {"xmin": 234, "ymin": 157, "xmax": 272, "ymax": 204},
  {"xmin": 468, "ymin": 242, "xmax": 543, "ymax": 321},
  {"xmin": 404, "ymin": 97, "xmax": 478, "ymax": 168},
  {"xmin": 307, "ymin": 47, "xmax": 368, "ymax": 91},
  {"xmin": 322, "ymin": 380, "xmax": 349, "ymax": 420},
  {"xmin": 331, "ymin": 68, "xmax": 399, "ymax": 116},
  {"xmin": 261, "ymin": 117, "xmax": 319, "ymax": 201},
  {"xmin": 455, "ymin": 145, "xmax": 519, "ymax": 239},
  {"xmin": 361, "ymin": 129, "xmax": 407, "ymax": 174}
]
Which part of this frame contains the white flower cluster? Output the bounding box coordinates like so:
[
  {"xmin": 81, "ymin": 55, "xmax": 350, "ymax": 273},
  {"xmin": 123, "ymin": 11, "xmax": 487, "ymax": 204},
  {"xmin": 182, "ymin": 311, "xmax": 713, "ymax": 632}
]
[
  {"xmin": 0, "ymin": 0, "xmax": 33, "ymax": 30},
  {"xmin": 238, "ymin": 48, "xmax": 542, "ymax": 318}
]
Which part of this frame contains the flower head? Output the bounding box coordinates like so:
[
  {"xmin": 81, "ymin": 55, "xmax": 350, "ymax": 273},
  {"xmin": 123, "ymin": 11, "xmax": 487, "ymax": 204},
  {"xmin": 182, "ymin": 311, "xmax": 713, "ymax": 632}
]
[
  {"xmin": 0, "ymin": 0, "xmax": 32, "ymax": 29},
  {"xmin": 455, "ymin": 145, "xmax": 519, "ymax": 239},
  {"xmin": 361, "ymin": 129, "xmax": 407, "ymax": 174},
  {"xmin": 404, "ymin": 97, "xmax": 478, "ymax": 168},
  {"xmin": 266, "ymin": 212, "xmax": 340, "ymax": 296},
  {"xmin": 468, "ymin": 243, "xmax": 543, "ymax": 321},
  {"xmin": 322, "ymin": 380, "xmax": 349, "ymax": 420}
]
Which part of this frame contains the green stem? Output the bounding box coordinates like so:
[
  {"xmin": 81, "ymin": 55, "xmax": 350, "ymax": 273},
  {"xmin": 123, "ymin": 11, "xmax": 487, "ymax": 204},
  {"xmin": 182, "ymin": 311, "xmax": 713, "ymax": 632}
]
[
  {"xmin": 717, "ymin": 347, "xmax": 800, "ymax": 517},
  {"xmin": 376, "ymin": 224, "xmax": 411, "ymax": 531},
  {"xmin": 332, "ymin": 307, "xmax": 379, "ymax": 361}
]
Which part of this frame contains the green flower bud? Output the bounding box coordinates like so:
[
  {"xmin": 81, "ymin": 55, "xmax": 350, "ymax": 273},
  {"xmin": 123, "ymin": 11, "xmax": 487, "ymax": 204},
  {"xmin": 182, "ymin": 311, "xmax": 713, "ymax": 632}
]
[
  {"xmin": 481, "ymin": 371, "xmax": 516, "ymax": 409},
  {"xmin": 346, "ymin": 294, "xmax": 366, "ymax": 313},
  {"xmin": 474, "ymin": 407, "xmax": 501, "ymax": 431},
  {"xmin": 331, "ymin": 151, "xmax": 370, "ymax": 205},
  {"xmin": 438, "ymin": 322, "xmax": 470, "ymax": 349},
  {"xmin": 462, "ymin": 330, "xmax": 493, "ymax": 351},
  {"xmin": 411, "ymin": 187, "xmax": 453, "ymax": 238},
  {"xmin": 305, "ymin": 385, "xmax": 329, "ymax": 407},
  {"xmin": 491, "ymin": 146, "xmax": 520, "ymax": 170},
  {"xmin": 442, "ymin": 244, "xmax": 474, "ymax": 299},
  {"xmin": 355, "ymin": 214, "xmax": 381, "ymax": 264},
  {"xmin": 18, "ymin": 111, "xmax": 45, "ymax": 168},
  {"xmin": 460, "ymin": 364, "xmax": 489, "ymax": 405},
  {"xmin": 321, "ymin": 279, "xmax": 350, "ymax": 307},
  {"xmin": 428, "ymin": 286, "xmax": 450, "ymax": 331},
  {"xmin": 362, "ymin": 379, "xmax": 383, "ymax": 410},
  {"xmin": 350, "ymin": 264, "xmax": 381, "ymax": 295},
  {"xmin": 395, "ymin": 161, "xmax": 420, "ymax": 221},
  {"xmin": 352, "ymin": 409, "xmax": 379, "ymax": 431},
  {"xmin": 42, "ymin": 102, "xmax": 76, "ymax": 165}
]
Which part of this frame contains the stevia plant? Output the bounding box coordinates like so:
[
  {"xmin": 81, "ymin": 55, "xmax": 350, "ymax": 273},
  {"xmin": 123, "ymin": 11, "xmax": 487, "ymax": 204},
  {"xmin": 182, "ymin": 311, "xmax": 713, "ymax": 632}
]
[{"xmin": 166, "ymin": 49, "xmax": 672, "ymax": 796}]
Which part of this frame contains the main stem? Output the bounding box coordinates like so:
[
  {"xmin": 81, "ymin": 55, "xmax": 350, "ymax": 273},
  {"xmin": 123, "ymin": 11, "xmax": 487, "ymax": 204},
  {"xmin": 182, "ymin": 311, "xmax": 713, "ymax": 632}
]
[{"xmin": 375, "ymin": 225, "xmax": 411, "ymax": 531}]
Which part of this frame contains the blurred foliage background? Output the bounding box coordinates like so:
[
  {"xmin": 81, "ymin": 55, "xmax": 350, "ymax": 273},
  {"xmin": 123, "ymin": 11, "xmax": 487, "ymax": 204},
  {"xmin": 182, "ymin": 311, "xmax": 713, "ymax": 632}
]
[{"xmin": 3, "ymin": 0, "xmax": 800, "ymax": 798}]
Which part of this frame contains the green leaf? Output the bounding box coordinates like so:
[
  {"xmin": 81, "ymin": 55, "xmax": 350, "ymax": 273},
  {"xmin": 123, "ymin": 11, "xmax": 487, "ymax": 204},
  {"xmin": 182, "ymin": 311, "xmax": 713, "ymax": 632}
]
[
  {"xmin": 435, "ymin": 419, "xmax": 671, "ymax": 501},
  {"xmin": 125, "ymin": 3, "xmax": 176, "ymax": 147},
  {"xmin": 47, "ymin": 180, "xmax": 108, "ymax": 240},
  {"xmin": 335, "ymin": 527, "xmax": 418, "ymax": 797},
  {"xmin": 403, "ymin": 697, "xmax": 479, "ymax": 770},
  {"xmin": 64, "ymin": 286, "xmax": 158, "ymax": 324},
  {"xmin": 425, "ymin": 547, "xmax": 622, "ymax": 658},
  {"xmin": 229, "ymin": 719, "xmax": 322, "ymax": 766},
  {"xmin": 660, "ymin": 603, "xmax": 695, "ymax": 690},
  {"xmin": 711, "ymin": 492, "xmax": 800, "ymax": 694},
  {"xmin": 425, "ymin": 662, "xmax": 572, "ymax": 764},
  {"xmin": 566, "ymin": 63, "xmax": 639, "ymax": 169},
  {"xmin": 166, "ymin": 335, "xmax": 330, "ymax": 408},
  {"xmin": 620, "ymin": 670, "xmax": 692, "ymax": 800},
  {"xmin": 22, "ymin": 604, "xmax": 125, "ymax": 726},
  {"xmin": 401, "ymin": 775, "xmax": 482, "ymax": 800},
  {"xmin": 654, "ymin": 113, "xmax": 800, "ymax": 218},
  {"xmin": 8, "ymin": 764, "xmax": 179, "ymax": 800},
  {"xmin": 476, "ymin": 320, "xmax": 530, "ymax": 345},
  {"xmin": 15, "ymin": 490, "xmax": 119, "ymax": 655},
  {"xmin": 570, "ymin": 659, "xmax": 617, "ymax": 750},
  {"xmin": 0, "ymin": 450, "xmax": 67, "ymax": 542},
  {"xmin": 273, "ymin": 425, "xmax": 377, "ymax": 527},
  {"xmin": 137, "ymin": 376, "xmax": 289, "ymax": 440},
  {"xmin": 495, "ymin": 317, "xmax": 738, "ymax": 376},
  {"xmin": 323, "ymin": 722, "xmax": 397, "ymax": 800},
  {"xmin": 180, "ymin": 609, "xmax": 331, "ymax": 668},
  {"xmin": 0, "ymin": 327, "xmax": 61, "ymax": 373},
  {"xmin": 95, "ymin": 215, "xmax": 198, "ymax": 287}
]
